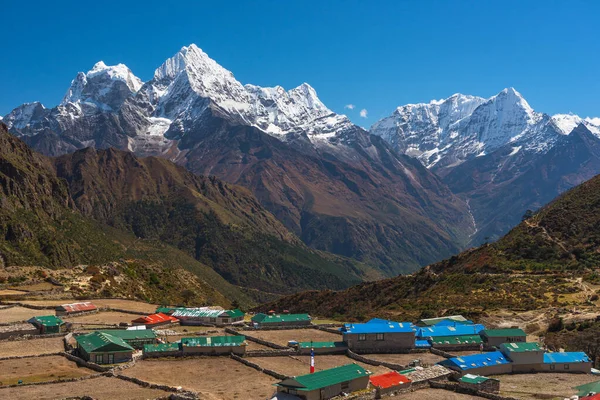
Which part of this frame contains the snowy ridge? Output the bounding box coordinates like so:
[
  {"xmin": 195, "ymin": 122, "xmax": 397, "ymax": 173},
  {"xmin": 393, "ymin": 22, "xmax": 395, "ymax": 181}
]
[{"xmin": 371, "ymin": 87, "xmax": 600, "ymax": 169}]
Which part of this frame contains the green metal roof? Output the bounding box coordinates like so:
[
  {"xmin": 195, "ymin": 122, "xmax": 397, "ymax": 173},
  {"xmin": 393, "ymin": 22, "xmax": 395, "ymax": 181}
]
[
  {"xmin": 501, "ymin": 342, "xmax": 542, "ymax": 352},
  {"xmin": 181, "ymin": 335, "xmax": 246, "ymax": 347},
  {"xmin": 156, "ymin": 307, "xmax": 178, "ymax": 314},
  {"xmin": 76, "ymin": 332, "xmax": 134, "ymax": 354},
  {"xmin": 574, "ymin": 380, "xmax": 600, "ymax": 396},
  {"xmin": 252, "ymin": 313, "xmax": 311, "ymax": 324},
  {"xmin": 430, "ymin": 334, "xmax": 482, "ymax": 345},
  {"xmin": 97, "ymin": 329, "xmax": 157, "ymax": 340},
  {"xmin": 29, "ymin": 315, "xmax": 64, "ymax": 327},
  {"xmin": 482, "ymin": 328, "xmax": 526, "ymax": 337},
  {"xmin": 276, "ymin": 364, "xmax": 371, "ymax": 391},
  {"xmin": 418, "ymin": 315, "xmax": 468, "ymax": 326},
  {"xmin": 224, "ymin": 309, "xmax": 245, "ymax": 318},
  {"xmin": 460, "ymin": 374, "xmax": 496, "ymax": 384},
  {"xmin": 143, "ymin": 342, "xmax": 180, "ymax": 353},
  {"xmin": 298, "ymin": 341, "xmax": 347, "ymax": 349}
]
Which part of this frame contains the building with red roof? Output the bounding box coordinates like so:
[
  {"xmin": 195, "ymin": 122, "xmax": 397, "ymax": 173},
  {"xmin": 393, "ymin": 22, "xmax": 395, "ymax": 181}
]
[
  {"xmin": 369, "ymin": 371, "xmax": 411, "ymax": 396},
  {"xmin": 56, "ymin": 302, "xmax": 97, "ymax": 316},
  {"xmin": 132, "ymin": 313, "xmax": 179, "ymax": 328}
]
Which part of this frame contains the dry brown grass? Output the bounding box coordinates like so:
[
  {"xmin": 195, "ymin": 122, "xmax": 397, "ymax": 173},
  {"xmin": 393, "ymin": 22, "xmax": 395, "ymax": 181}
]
[
  {"xmin": 0, "ymin": 376, "xmax": 169, "ymax": 400},
  {"xmin": 64, "ymin": 311, "xmax": 136, "ymax": 326},
  {"xmin": 399, "ymin": 388, "xmax": 487, "ymax": 399},
  {"xmin": 363, "ymin": 352, "xmax": 446, "ymax": 366},
  {"xmin": 121, "ymin": 357, "xmax": 277, "ymax": 400},
  {"xmin": 0, "ymin": 355, "xmax": 94, "ymax": 386},
  {"xmin": 14, "ymin": 299, "xmax": 158, "ymax": 313},
  {"xmin": 0, "ymin": 289, "xmax": 28, "ymax": 296},
  {"xmin": 0, "ymin": 306, "xmax": 46, "ymax": 323},
  {"xmin": 0, "ymin": 337, "xmax": 65, "ymax": 357},
  {"xmin": 9, "ymin": 282, "xmax": 59, "ymax": 292},
  {"xmin": 494, "ymin": 373, "xmax": 597, "ymax": 400},
  {"xmin": 248, "ymin": 328, "xmax": 342, "ymax": 346},
  {"xmin": 251, "ymin": 355, "xmax": 391, "ymax": 377}
]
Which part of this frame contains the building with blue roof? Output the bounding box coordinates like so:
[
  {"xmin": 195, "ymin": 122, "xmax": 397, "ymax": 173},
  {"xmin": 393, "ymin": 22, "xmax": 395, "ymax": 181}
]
[
  {"xmin": 438, "ymin": 351, "xmax": 513, "ymax": 376},
  {"xmin": 341, "ymin": 321, "xmax": 415, "ymax": 352},
  {"xmin": 415, "ymin": 339, "xmax": 431, "ymax": 349},
  {"xmin": 416, "ymin": 324, "xmax": 485, "ymax": 339},
  {"xmin": 542, "ymin": 352, "xmax": 591, "ymax": 373}
]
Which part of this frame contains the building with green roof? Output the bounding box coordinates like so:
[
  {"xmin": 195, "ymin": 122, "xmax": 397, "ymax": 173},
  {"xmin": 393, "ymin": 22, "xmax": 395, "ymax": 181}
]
[
  {"xmin": 181, "ymin": 335, "xmax": 246, "ymax": 355},
  {"xmin": 251, "ymin": 313, "xmax": 311, "ymax": 328},
  {"xmin": 275, "ymin": 363, "xmax": 371, "ymax": 400},
  {"xmin": 27, "ymin": 315, "xmax": 66, "ymax": 334},
  {"xmin": 429, "ymin": 334, "xmax": 482, "ymax": 349},
  {"xmin": 143, "ymin": 342, "xmax": 181, "ymax": 358},
  {"xmin": 170, "ymin": 308, "xmax": 245, "ymax": 325},
  {"xmin": 298, "ymin": 341, "xmax": 348, "ymax": 355},
  {"xmin": 458, "ymin": 374, "xmax": 500, "ymax": 393},
  {"xmin": 480, "ymin": 328, "xmax": 526, "ymax": 347},
  {"xmin": 75, "ymin": 331, "xmax": 134, "ymax": 364},
  {"xmin": 97, "ymin": 329, "xmax": 157, "ymax": 349},
  {"xmin": 499, "ymin": 342, "xmax": 544, "ymax": 370}
]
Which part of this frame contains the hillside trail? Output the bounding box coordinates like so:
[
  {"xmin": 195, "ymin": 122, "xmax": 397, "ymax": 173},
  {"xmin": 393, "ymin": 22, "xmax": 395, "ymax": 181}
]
[{"xmin": 523, "ymin": 219, "xmax": 569, "ymax": 253}]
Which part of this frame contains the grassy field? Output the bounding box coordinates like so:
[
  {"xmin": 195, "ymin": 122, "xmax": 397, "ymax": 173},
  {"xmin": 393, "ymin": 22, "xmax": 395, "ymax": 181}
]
[
  {"xmin": 0, "ymin": 337, "xmax": 65, "ymax": 357},
  {"xmin": 251, "ymin": 355, "xmax": 391, "ymax": 376},
  {"xmin": 0, "ymin": 356, "xmax": 94, "ymax": 386},
  {"xmin": 0, "ymin": 306, "xmax": 47, "ymax": 323},
  {"xmin": 0, "ymin": 376, "xmax": 169, "ymax": 400},
  {"xmin": 494, "ymin": 373, "xmax": 596, "ymax": 400},
  {"xmin": 362, "ymin": 352, "xmax": 446, "ymax": 366},
  {"xmin": 121, "ymin": 357, "xmax": 277, "ymax": 400},
  {"xmin": 248, "ymin": 328, "xmax": 342, "ymax": 346}
]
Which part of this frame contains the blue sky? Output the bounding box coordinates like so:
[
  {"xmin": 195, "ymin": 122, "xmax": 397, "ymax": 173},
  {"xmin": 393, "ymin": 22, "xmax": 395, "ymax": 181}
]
[{"xmin": 1, "ymin": 1, "xmax": 598, "ymax": 125}]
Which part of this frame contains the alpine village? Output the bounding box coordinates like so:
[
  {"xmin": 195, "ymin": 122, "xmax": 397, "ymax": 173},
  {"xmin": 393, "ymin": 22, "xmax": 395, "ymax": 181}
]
[{"xmin": 2, "ymin": 3, "xmax": 600, "ymax": 400}]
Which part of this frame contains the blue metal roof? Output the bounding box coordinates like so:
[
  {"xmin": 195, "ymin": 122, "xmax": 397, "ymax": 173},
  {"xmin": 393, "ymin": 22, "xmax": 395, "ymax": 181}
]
[
  {"xmin": 415, "ymin": 339, "xmax": 431, "ymax": 348},
  {"xmin": 342, "ymin": 321, "xmax": 414, "ymax": 334},
  {"xmin": 439, "ymin": 351, "xmax": 510, "ymax": 371},
  {"xmin": 543, "ymin": 352, "xmax": 590, "ymax": 364},
  {"xmin": 416, "ymin": 324, "xmax": 485, "ymax": 338}
]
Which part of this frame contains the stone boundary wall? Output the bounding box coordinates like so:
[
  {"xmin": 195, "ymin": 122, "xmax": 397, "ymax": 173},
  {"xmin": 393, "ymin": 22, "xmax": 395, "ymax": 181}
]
[
  {"xmin": 0, "ymin": 301, "xmax": 56, "ymax": 310},
  {"xmin": 245, "ymin": 349, "xmax": 296, "ymax": 357},
  {"xmin": 61, "ymin": 351, "xmax": 112, "ymax": 372},
  {"xmin": 101, "ymin": 307, "xmax": 147, "ymax": 316},
  {"xmin": 0, "ymin": 371, "xmax": 107, "ymax": 389},
  {"xmin": 347, "ymin": 349, "xmax": 407, "ymax": 370},
  {"xmin": 225, "ymin": 327, "xmax": 288, "ymax": 349},
  {"xmin": 429, "ymin": 381, "xmax": 519, "ymax": 400},
  {"xmin": 111, "ymin": 372, "xmax": 187, "ymax": 393},
  {"xmin": 430, "ymin": 347, "xmax": 456, "ymax": 358},
  {"xmin": 316, "ymin": 326, "xmax": 343, "ymax": 335},
  {"xmin": 230, "ymin": 354, "xmax": 288, "ymax": 380},
  {"xmin": 0, "ymin": 351, "xmax": 63, "ymax": 361}
]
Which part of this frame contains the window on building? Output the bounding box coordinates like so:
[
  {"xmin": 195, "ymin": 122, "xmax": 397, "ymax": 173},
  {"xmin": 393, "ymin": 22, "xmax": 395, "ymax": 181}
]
[
  {"xmin": 210, "ymin": 318, "xmax": 217, "ymax": 323},
  {"xmin": 107, "ymin": 354, "xmax": 114, "ymax": 364},
  {"xmin": 95, "ymin": 354, "xmax": 103, "ymax": 364},
  {"xmin": 550, "ymin": 364, "xmax": 555, "ymax": 371},
  {"xmin": 222, "ymin": 318, "xmax": 229, "ymax": 323},
  {"xmin": 341, "ymin": 381, "xmax": 350, "ymax": 391},
  {"xmin": 358, "ymin": 334, "xmax": 366, "ymax": 341},
  {"xmin": 376, "ymin": 333, "xmax": 385, "ymax": 341},
  {"xmin": 564, "ymin": 364, "xmax": 569, "ymax": 370}
]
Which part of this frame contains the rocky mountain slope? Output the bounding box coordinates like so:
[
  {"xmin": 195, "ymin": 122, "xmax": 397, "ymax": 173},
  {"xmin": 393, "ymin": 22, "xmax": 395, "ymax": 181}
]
[
  {"xmin": 371, "ymin": 88, "xmax": 600, "ymax": 245},
  {"xmin": 4, "ymin": 44, "xmax": 475, "ymax": 274},
  {"xmin": 263, "ymin": 170, "xmax": 600, "ymax": 320},
  {"xmin": 0, "ymin": 123, "xmax": 371, "ymax": 303}
]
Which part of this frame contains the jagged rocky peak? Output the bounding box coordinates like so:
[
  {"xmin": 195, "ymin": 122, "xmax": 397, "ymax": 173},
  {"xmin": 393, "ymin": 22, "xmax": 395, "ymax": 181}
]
[
  {"xmin": 3, "ymin": 102, "xmax": 47, "ymax": 129},
  {"xmin": 62, "ymin": 61, "xmax": 143, "ymax": 111}
]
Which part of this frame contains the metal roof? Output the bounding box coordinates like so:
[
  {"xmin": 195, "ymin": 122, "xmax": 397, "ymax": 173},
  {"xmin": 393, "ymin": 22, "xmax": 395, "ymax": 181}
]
[
  {"xmin": 439, "ymin": 351, "xmax": 510, "ymax": 371},
  {"xmin": 369, "ymin": 371, "xmax": 411, "ymax": 389},
  {"xmin": 97, "ymin": 329, "xmax": 157, "ymax": 340},
  {"xmin": 224, "ymin": 309, "xmax": 244, "ymax": 318},
  {"xmin": 143, "ymin": 342, "xmax": 180, "ymax": 353},
  {"xmin": 172, "ymin": 308, "xmax": 225, "ymax": 318},
  {"xmin": 500, "ymin": 342, "xmax": 542, "ymax": 353},
  {"xmin": 482, "ymin": 328, "xmax": 526, "ymax": 337},
  {"xmin": 132, "ymin": 313, "xmax": 179, "ymax": 325},
  {"xmin": 181, "ymin": 335, "xmax": 246, "ymax": 347},
  {"xmin": 298, "ymin": 341, "xmax": 346, "ymax": 349},
  {"xmin": 575, "ymin": 380, "xmax": 600, "ymax": 396},
  {"xmin": 417, "ymin": 324, "xmax": 485, "ymax": 338},
  {"xmin": 415, "ymin": 339, "xmax": 432, "ymax": 348},
  {"xmin": 418, "ymin": 315, "xmax": 468, "ymax": 326},
  {"xmin": 76, "ymin": 331, "xmax": 134, "ymax": 354},
  {"xmin": 430, "ymin": 334, "xmax": 482, "ymax": 345},
  {"xmin": 342, "ymin": 321, "xmax": 414, "ymax": 334},
  {"xmin": 57, "ymin": 302, "xmax": 97, "ymax": 313},
  {"xmin": 544, "ymin": 352, "xmax": 590, "ymax": 364},
  {"xmin": 29, "ymin": 315, "xmax": 64, "ymax": 327},
  {"xmin": 459, "ymin": 374, "xmax": 496, "ymax": 384},
  {"xmin": 276, "ymin": 364, "xmax": 371, "ymax": 391},
  {"xmin": 252, "ymin": 313, "xmax": 311, "ymax": 324}
]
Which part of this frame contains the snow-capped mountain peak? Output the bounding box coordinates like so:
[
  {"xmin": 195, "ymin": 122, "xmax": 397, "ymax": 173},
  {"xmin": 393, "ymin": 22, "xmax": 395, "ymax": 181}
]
[
  {"xmin": 552, "ymin": 113, "xmax": 600, "ymax": 136},
  {"xmin": 61, "ymin": 61, "xmax": 142, "ymax": 111},
  {"xmin": 3, "ymin": 102, "xmax": 47, "ymax": 130}
]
